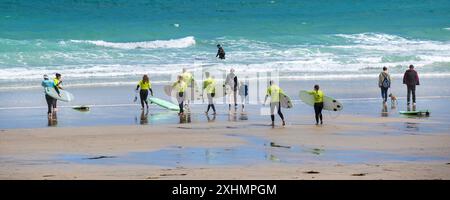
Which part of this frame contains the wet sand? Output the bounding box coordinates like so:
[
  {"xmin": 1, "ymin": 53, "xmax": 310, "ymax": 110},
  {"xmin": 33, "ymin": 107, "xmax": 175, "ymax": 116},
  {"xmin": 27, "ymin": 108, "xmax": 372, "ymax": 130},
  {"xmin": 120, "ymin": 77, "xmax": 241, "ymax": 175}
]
[{"xmin": 1, "ymin": 115, "xmax": 450, "ymax": 179}]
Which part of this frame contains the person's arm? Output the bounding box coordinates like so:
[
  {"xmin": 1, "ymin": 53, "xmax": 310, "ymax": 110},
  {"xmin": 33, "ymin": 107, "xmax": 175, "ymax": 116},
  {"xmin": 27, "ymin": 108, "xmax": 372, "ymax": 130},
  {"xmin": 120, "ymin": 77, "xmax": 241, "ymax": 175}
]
[
  {"xmin": 388, "ymin": 74, "xmax": 392, "ymax": 88},
  {"xmin": 378, "ymin": 73, "xmax": 382, "ymax": 87},
  {"xmin": 264, "ymin": 88, "xmax": 270, "ymax": 105},
  {"xmin": 415, "ymin": 71, "xmax": 420, "ymax": 85},
  {"xmin": 216, "ymin": 50, "xmax": 219, "ymax": 57},
  {"xmin": 149, "ymin": 88, "xmax": 153, "ymax": 96},
  {"xmin": 135, "ymin": 84, "xmax": 140, "ymax": 91},
  {"xmin": 403, "ymin": 72, "xmax": 407, "ymax": 84},
  {"xmin": 54, "ymin": 85, "xmax": 60, "ymax": 96}
]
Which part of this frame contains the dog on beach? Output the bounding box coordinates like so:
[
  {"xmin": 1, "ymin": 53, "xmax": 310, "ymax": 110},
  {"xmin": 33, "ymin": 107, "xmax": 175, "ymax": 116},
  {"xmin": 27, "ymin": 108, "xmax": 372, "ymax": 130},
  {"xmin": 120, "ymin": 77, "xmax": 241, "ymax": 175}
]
[{"xmin": 388, "ymin": 93, "xmax": 397, "ymax": 107}]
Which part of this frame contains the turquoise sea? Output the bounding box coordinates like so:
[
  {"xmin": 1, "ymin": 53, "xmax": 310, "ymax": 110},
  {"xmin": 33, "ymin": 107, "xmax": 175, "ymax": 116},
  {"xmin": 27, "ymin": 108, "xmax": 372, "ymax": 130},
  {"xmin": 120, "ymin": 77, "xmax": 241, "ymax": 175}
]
[{"xmin": 1, "ymin": 0, "xmax": 450, "ymax": 89}]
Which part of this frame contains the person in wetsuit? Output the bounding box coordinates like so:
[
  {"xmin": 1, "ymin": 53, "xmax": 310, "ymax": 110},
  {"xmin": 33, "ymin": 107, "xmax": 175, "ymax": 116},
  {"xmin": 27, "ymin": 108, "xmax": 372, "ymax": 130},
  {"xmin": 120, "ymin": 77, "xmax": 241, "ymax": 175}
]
[
  {"xmin": 203, "ymin": 72, "xmax": 217, "ymax": 115},
  {"xmin": 135, "ymin": 75, "xmax": 153, "ymax": 110},
  {"xmin": 52, "ymin": 73, "xmax": 63, "ymax": 111},
  {"xmin": 264, "ymin": 80, "xmax": 286, "ymax": 127},
  {"xmin": 172, "ymin": 75, "xmax": 187, "ymax": 115},
  {"xmin": 216, "ymin": 44, "xmax": 225, "ymax": 59},
  {"xmin": 307, "ymin": 84, "xmax": 324, "ymax": 125},
  {"xmin": 41, "ymin": 74, "xmax": 60, "ymax": 119}
]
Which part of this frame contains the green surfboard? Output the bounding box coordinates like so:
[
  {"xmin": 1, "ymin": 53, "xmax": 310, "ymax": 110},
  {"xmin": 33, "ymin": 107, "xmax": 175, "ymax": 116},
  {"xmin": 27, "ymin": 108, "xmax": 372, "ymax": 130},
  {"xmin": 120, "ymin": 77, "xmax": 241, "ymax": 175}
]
[{"xmin": 148, "ymin": 97, "xmax": 180, "ymax": 111}]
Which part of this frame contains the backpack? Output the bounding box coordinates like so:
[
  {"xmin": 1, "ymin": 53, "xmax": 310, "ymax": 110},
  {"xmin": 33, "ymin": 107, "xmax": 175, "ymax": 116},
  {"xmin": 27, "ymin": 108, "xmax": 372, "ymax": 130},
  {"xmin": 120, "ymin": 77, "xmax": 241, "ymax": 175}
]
[{"xmin": 382, "ymin": 74, "xmax": 390, "ymax": 88}]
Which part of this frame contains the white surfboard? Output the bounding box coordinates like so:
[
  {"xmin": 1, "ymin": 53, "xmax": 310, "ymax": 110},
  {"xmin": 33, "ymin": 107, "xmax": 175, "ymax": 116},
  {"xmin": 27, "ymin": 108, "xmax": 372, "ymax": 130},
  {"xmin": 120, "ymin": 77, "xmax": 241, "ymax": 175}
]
[
  {"xmin": 280, "ymin": 93, "xmax": 294, "ymax": 108},
  {"xmin": 299, "ymin": 90, "xmax": 342, "ymax": 111},
  {"xmin": 45, "ymin": 87, "xmax": 74, "ymax": 102}
]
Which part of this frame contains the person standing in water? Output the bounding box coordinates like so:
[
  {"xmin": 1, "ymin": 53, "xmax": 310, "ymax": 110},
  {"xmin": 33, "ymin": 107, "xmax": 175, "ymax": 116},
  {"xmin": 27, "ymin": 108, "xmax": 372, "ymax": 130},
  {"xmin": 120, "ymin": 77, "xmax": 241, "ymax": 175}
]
[
  {"xmin": 41, "ymin": 74, "xmax": 60, "ymax": 119},
  {"xmin": 135, "ymin": 75, "xmax": 153, "ymax": 110},
  {"xmin": 216, "ymin": 44, "xmax": 225, "ymax": 59},
  {"xmin": 378, "ymin": 66, "xmax": 391, "ymax": 105},
  {"xmin": 224, "ymin": 68, "xmax": 239, "ymax": 110},
  {"xmin": 307, "ymin": 85, "xmax": 324, "ymax": 125},
  {"xmin": 172, "ymin": 75, "xmax": 187, "ymax": 115},
  {"xmin": 52, "ymin": 73, "xmax": 63, "ymax": 111},
  {"xmin": 403, "ymin": 64, "xmax": 420, "ymax": 106},
  {"xmin": 264, "ymin": 80, "xmax": 286, "ymax": 127},
  {"xmin": 203, "ymin": 72, "xmax": 216, "ymax": 115}
]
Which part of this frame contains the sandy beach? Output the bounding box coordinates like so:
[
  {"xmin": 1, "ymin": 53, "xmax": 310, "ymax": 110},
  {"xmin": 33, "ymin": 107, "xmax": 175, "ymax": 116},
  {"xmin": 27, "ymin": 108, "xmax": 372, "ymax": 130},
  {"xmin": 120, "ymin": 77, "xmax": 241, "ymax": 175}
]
[{"xmin": 1, "ymin": 113, "xmax": 449, "ymax": 180}]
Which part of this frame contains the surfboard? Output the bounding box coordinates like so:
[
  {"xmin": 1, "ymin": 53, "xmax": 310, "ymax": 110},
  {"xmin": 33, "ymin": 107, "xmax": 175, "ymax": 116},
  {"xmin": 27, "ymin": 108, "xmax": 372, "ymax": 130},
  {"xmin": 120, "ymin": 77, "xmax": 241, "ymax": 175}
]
[
  {"xmin": 148, "ymin": 97, "xmax": 180, "ymax": 111},
  {"xmin": 72, "ymin": 105, "xmax": 90, "ymax": 111},
  {"xmin": 399, "ymin": 110, "xmax": 430, "ymax": 116},
  {"xmin": 299, "ymin": 90, "xmax": 343, "ymax": 111},
  {"xmin": 45, "ymin": 87, "xmax": 74, "ymax": 102},
  {"xmin": 280, "ymin": 93, "xmax": 294, "ymax": 108}
]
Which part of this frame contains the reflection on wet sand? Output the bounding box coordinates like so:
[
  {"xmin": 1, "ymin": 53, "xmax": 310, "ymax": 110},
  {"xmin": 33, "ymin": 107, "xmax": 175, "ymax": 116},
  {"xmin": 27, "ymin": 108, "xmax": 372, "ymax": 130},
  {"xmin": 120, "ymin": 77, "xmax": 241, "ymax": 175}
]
[
  {"xmin": 179, "ymin": 113, "xmax": 191, "ymax": 124},
  {"xmin": 381, "ymin": 104, "xmax": 389, "ymax": 117},
  {"xmin": 140, "ymin": 110, "xmax": 149, "ymax": 125},
  {"xmin": 206, "ymin": 114, "xmax": 216, "ymax": 122},
  {"xmin": 48, "ymin": 112, "xmax": 58, "ymax": 127}
]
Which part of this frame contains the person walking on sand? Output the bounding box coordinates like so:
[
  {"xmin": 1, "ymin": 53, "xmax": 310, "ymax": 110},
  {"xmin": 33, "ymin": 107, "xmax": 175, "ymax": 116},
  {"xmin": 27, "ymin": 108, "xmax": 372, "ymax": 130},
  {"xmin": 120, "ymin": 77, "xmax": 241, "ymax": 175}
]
[
  {"xmin": 224, "ymin": 68, "xmax": 239, "ymax": 110},
  {"xmin": 52, "ymin": 73, "xmax": 63, "ymax": 111},
  {"xmin": 403, "ymin": 64, "xmax": 420, "ymax": 106},
  {"xmin": 263, "ymin": 80, "xmax": 286, "ymax": 127},
  {"xmin": 41, "ymin": 74, "xmax": 60, "ymax": 119},
  {"xmin": 203, "ymin": 72, "xmax": 216, "ymax": 115},
  {"xmin": 307, "ymin": 85, "xmax": 324, "ymax": 125},
  {"xmin": 378, "ymin": 66, "xmax": 391, "ymax": 105},
  {"xmin": 172, "ymin": 75, "xmax": 187, "ymax": 115},
  {"xmin": 135, "ymin": 75, "xmax": 153, "ymax": 110},
  {"xmin": 216, "ymin": 44, "xmax": 225, "ymax": 59}
]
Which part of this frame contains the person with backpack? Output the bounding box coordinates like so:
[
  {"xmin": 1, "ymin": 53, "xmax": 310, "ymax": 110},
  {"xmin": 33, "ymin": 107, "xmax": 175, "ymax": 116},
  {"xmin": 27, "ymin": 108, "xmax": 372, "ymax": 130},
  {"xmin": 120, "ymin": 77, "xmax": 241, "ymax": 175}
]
[{"xmin": 378, "ymin": 66, "xmax": 391, "ymax": 104}]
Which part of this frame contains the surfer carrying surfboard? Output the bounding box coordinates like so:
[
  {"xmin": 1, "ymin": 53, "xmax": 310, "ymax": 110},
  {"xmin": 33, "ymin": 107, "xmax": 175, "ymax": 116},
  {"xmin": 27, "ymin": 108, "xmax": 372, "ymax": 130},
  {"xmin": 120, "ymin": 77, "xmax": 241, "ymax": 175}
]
[
  {"xmin": 307, "ymin": 85, "xmax": 324, "ymax": 125},
  {"xmin": 135, "ymin": 75, "xmax": 153, "ymax": 110},
  {"xmin": 52, "ymin": 73, "xmax": 63, "ymax": 111},
  {"xmin": 203, "ymin": 72, "xmax": 217, "ymax": 115},
  {"xmin": 41, "ymin": 74, "xmax": 60, "ymax": 118},
  {"xmin": 172, "ymin": 75, "xmax": 187, "ymax": 115},
  {"xmin": 263, "ymin": 80, "xmax": 286, "ymax": 127}
]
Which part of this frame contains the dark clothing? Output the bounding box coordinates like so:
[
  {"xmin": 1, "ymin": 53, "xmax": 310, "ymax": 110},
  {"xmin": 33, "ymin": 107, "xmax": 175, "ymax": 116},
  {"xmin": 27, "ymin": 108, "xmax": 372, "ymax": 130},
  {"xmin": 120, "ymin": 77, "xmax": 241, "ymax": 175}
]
[
  {"xmin": 270, "ymin": 102, "xmax": 284, "ymax": 122},
  {"xmin": 139, "ymin": 89, "xmax": 149, "ymax": 108},
  {"xmin": 216, "ymin": 47, "xmax": 225, "ymax": 59},
  {"xmin": 314, "ymin": 102, "xmax": 324, "ymax": 124},
  {"xmin": 407, "ymin": 85, "xmax": 416, "ymax": 103},
  {"xmin": 381, "ymin": 87, "xmax": 388, "ymax": 102},
  {"xmin": 403, "ymin": 69, "xmax": 420, "ymax": 86},
  {"xmin": 403, "ymin": 69, "xmax": 419, "ymax": 104},
  {"xmin": 178, "ymin": 92, "xmax": 184, "ymax": 113},
  {"xmin": 53, "ymin": 98, "xmax": 57, "ymax": 109},
  {"xmin": 45, "ymin": 94, "xmax": 54, "ymax": 114}
]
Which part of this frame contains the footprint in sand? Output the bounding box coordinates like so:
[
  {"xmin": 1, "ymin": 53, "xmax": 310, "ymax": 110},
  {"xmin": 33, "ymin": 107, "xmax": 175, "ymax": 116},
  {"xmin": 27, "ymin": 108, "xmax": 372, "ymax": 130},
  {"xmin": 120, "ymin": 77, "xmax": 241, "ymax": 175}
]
[{"xmin": 352, "ymin": 173, "xmax": 368, "ymax": 176}]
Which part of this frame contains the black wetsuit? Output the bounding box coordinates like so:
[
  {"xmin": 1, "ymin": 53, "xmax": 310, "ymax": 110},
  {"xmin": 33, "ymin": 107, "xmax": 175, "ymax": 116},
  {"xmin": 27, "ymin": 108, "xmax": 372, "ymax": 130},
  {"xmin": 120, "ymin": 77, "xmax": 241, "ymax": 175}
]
[{"xmin": 216, "ymin": 47, "xmax": 225, "ymax": 59}]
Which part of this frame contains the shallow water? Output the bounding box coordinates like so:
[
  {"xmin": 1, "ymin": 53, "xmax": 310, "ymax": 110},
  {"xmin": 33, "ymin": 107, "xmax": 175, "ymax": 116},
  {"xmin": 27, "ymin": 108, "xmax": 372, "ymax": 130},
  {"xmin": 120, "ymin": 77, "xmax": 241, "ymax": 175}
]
[{"xmin": 58, "ymin": 134, "xmax": 449, "ymax": 167}]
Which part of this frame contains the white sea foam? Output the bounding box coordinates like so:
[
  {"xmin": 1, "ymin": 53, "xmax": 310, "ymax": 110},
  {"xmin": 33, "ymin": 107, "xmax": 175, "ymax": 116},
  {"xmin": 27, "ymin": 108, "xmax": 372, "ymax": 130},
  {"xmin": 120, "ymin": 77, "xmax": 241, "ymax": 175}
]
[{"xmin": 70, "ymin": 36, "xmax": 196, "ymax": 49}]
